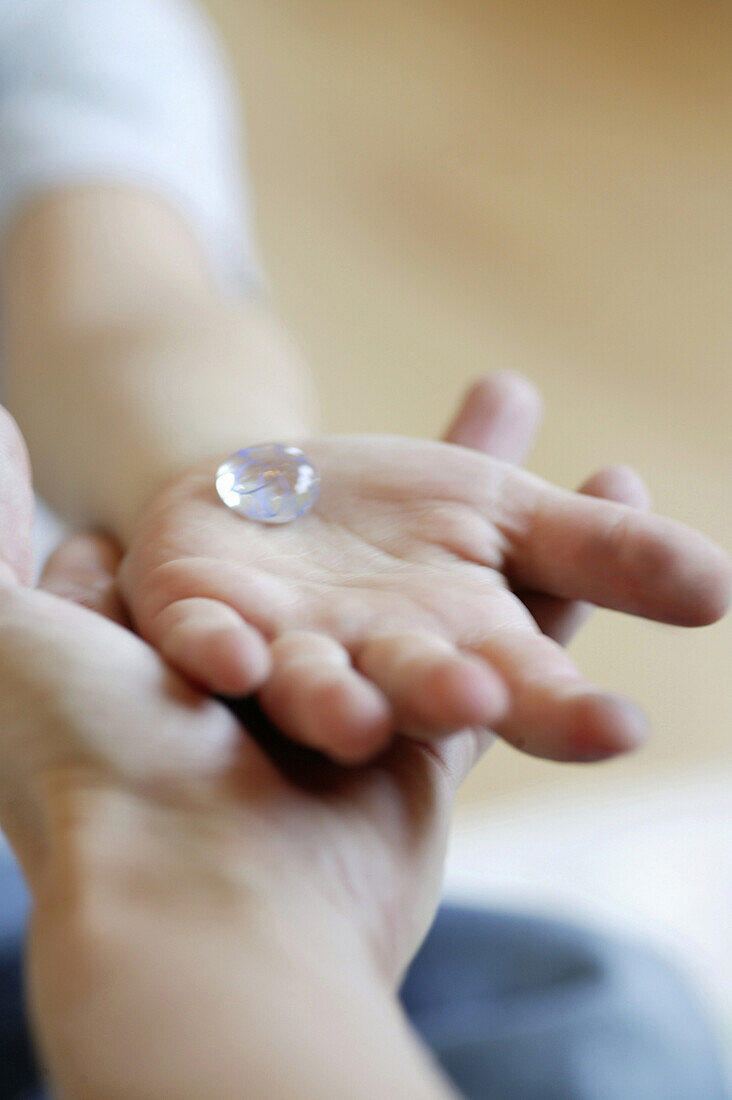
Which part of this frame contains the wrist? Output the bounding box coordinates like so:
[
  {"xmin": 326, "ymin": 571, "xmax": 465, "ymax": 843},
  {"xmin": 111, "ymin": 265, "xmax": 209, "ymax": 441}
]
[
  {"xmin": 32, "ymin": 783, "xmax": 453, "ymax": 1100},
  {"xmin": 9, "ymin": 300, "xmax": 319, "ymax": 543},
  {"xmin": 35, "ymin": 775, "xmax": 377, "ymax": 980},
  {"xmin": 102, "ymin": 311, "xmax": 319, "ymax": 541}
]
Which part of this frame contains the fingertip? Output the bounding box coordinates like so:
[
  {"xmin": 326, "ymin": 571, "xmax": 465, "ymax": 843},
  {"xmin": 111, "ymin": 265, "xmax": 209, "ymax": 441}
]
[
  {"xmin": 654, "ymin": 530, "xmax": 732, "ymax": 627},
  {"xmin": 300, "ymin": 674, "xmax": 392, "ymax": 763},
  {"xmin": 485, "ymin": 371, "xmax": 544, "ymax": 416},
  {"xmin": 413, "ymin": 656, "xmax": 510, "ymax": 730},
  {"xmin": 564, "ymin": 690, "xmax": 650, "ymax": 761},
  {"xmin": 684, "ymin": 546, "xmax": 732, "ymax": 626},
  {"xmin": 160, "ymin": 602, "xmax": 271, "ymax": 696},
  {"xmin": 445, "ymin": 371, "xmax": 543, "ymax": 462},
  {"xmin": 580, "ymin": 465, "xmax": 651, "ymax": 511},
  {"xmin": 467, "ymin": 371, "xmax": 544, "ymax": 436},
  {"xmin": 259, "ymin": 641, "xmax": 395, "ymax": 764}
]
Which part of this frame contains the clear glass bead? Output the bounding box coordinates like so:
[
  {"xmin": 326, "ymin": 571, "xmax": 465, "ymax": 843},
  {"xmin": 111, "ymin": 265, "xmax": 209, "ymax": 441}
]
[{"xmin": 215, "ymin": 444, "xmax": 320, "ymax": 524}]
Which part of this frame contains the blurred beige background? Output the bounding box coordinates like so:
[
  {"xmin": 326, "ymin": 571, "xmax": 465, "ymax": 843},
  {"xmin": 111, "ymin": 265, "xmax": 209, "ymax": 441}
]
[{"xmin": 203, "ymin": 0, "xmax": 730, "ymax": 807}]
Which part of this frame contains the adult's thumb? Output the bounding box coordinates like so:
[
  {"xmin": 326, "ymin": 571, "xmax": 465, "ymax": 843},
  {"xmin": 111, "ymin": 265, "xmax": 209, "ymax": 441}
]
[{"xmin": 0, "ymin": 406, "xmax": 34, "ymax": 587}]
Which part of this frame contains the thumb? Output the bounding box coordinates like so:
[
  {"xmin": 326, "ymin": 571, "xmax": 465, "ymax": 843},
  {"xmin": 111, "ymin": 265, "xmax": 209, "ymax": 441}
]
[
  {"xmin": 0, "ymin": 407, "xmax": 34, "ymax": 587},
  {"xmin": 39, "ymin": 533, "xmax": 129, "ymax": 626}
]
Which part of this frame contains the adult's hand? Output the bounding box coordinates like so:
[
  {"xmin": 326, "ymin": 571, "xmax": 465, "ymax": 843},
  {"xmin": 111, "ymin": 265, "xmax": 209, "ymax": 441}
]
[
  {"xmin": 0, "ymin": 382, "xmax": 727, "ymax": 1097},
  {"xmin": 0, "ymin": 406, "xmax": 457, "ymax": 1098}
]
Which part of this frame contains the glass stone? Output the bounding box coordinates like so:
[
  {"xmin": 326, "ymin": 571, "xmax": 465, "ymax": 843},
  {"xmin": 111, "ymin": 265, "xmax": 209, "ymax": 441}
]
[{"xmin": 215, "ymin": 443, "xmax": 320, "ymax": 524}]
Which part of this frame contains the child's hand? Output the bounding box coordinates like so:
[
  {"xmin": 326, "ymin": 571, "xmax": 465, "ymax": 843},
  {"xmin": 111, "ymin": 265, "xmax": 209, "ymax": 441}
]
[{"xmin": 118, "ymin": 430, "xmax": 730, "ymax": 766}]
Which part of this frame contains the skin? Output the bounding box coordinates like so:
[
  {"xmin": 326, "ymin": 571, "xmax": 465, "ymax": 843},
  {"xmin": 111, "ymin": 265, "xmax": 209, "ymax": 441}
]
[
  {"xmin": 4, "ymin": 190, "xmax": 729, "ymax": 776},
  {"xmin": 0, "ymin": 32, "xmax": 723, "ymax": 1082},
  {"xmin": 119, "ymin": 429, "xmax": 728, "ymax": 765},
  {"xmin": 0, "ymin": 387, "xmax": 649, "ymax": 1098},
  {"xmin": 1, "ymin": 541, "xmax": 455, "ymax": 1098}
]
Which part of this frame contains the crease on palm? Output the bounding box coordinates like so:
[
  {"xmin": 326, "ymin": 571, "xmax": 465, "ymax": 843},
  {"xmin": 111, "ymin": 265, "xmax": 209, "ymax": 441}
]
[
  {"xmin": 120, "ymin": 445, "xmax": 634, "ymax": 762},
  {"xmin": 109, "ymin": 384, "xmax": 729, "ymax": 769}
]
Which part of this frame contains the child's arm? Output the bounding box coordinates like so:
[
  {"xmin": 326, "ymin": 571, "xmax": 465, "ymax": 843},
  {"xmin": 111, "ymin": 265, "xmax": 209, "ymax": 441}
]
[
  {"xmin": 1, "ymin": 3, "xmax": 728, "ymax": 768},
  {"xmin": 0, "ymin": 0, "xmax": 317, "ymax": 538},
  {"xmin": 2, "ymin": 186, "xmax": 318, "ymax": 540},
  {"xmin": 4, "ymin": 186, "xmax": 730, "ymax": 768}
]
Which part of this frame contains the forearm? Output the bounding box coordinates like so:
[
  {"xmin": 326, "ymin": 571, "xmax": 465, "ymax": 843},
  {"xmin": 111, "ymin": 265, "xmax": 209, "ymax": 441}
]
[
  {"xmin": 1, "ymin": 189, "xmax": 318, "ymax": 540},
  {"xmin": 28, "ymin": 787, "xmax": 453, "ymax": 1100}
]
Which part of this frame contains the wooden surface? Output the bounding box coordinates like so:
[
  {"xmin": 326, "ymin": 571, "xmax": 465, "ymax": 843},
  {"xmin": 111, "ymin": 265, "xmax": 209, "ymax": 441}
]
[{"xmin": 204, "ymin": 0, "xmax": 730, "ymax": 804}]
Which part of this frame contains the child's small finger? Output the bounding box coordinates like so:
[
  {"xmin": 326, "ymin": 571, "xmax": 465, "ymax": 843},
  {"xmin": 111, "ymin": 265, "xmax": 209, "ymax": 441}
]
[
  {"xmin": 259, "ymin": 631, "xmax": 393, "ymax": 763},
  {"xmin": 580, "ymin": 465, "xmax": 651, "ymax": 512},
  {"xmin": 442, "ymin": 372, "xmax": 543, "ymax": 464},
  {"xmin": 153, "ymin": 597, "xmax": 271, "ymax": 696},
  {"xmin": 355, "ymin": 630, "xmax": 509, "ymax": 736},
  {"xmin": 526, "ymin": 465, "xmax": 651, "ymax": 644},
  {"xmin": 472, "ymin": 629, "xmax": 649, "ymax": 762}
]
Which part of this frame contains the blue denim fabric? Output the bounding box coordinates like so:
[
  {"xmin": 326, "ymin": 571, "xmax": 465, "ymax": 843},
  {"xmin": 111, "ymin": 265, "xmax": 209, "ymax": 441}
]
[
  {"xmin": 0, "ymin": 855, "xmax": 35, "ymax": 1098},
  {"xmin": 401, "ymin": 905, "xmax": 730, "ymax": 1099},
  {"xmin": 1, "ymin": 852, "xmax": 729, "ymax": 1099}
]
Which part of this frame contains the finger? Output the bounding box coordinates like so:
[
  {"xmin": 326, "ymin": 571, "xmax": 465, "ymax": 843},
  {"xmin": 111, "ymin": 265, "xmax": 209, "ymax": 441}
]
[
  {"xmin": 356, "ymin": 631, "xmax": 509, "ymax": 737},
  {"xmin": 0, "ymin": 406, "xmax": 34, "ymax": 587},
  {"xmin": 442, "ymin": 372, "xmax": 543, "ymax": 464},
  {"xmin": 505, "ymin": 476, "xmax": 731, "ymax": 627},
  {"xmin": 39, "ymin": 533, "xmax": 129, "ymax": 625},
  {"xmin": 259, "ymin": 631, "xmax": 393, "ymax": 764},
  {"xmin": 474, "ymin": 629, "xmax": 649, "ymax": 762},
  {"xmin": 412, "ymin": 469, "xmax": 648, "ymax": 788},
  {"xmin": 578, "ymin": 465, "xmax": 651, "ymax": 514},
  {"xmin": 526, "ymin": 465, "xmax": 651, "ymax": 644},
  {"xmin": 411, "ymin": 727, "xmax": 498, "ymax": 797},
  {"xmin": 150, "ymin": 597, "xmax": 271, "ymax": 696}
]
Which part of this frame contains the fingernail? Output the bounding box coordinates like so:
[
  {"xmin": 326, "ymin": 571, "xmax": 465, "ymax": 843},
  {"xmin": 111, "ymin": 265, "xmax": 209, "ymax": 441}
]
[{"xmin": 569, "ymin": 690, "xmax": 650, "ymax": 760}]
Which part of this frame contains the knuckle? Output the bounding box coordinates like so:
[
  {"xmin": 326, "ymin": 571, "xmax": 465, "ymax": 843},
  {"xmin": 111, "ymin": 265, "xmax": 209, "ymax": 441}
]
[{"xmin": 132, "ymin": 559, "xmax": 209, "ymax": 622}]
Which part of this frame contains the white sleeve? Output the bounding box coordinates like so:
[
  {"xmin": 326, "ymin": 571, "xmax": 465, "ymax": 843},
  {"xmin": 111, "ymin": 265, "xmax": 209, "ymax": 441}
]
[{"xmin": 0, "ymin": 0, "xmax": 263, "ymax": 293}]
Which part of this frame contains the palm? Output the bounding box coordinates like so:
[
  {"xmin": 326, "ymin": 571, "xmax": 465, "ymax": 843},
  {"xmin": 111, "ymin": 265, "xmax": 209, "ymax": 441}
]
[
  {"xmin": 0, "ymin": 576, "xmax": 472, "ymax": 987},
  {"xmin": 1, "ymin": 380, "xmax": 727, "ymax": 1004},
  {"xmin": 120, "ymin": 434, "xmax": 729, "ymax": 765},
  {"xmin": 3, "ymin": 378, "xmax": 727, "ymax": 989},
  {"xmin": 229, "ymin": 698, "xmax": 470, "ymax": 985}
]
